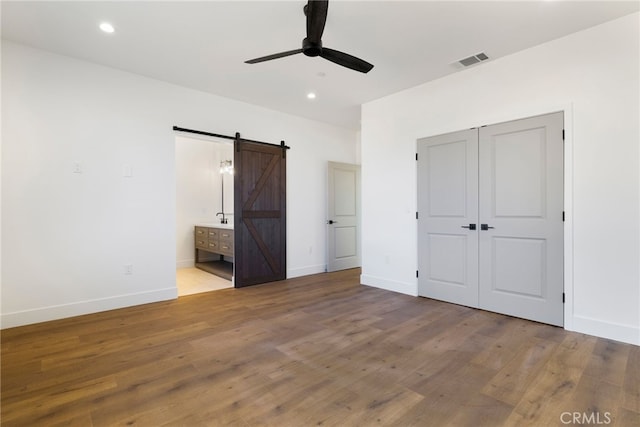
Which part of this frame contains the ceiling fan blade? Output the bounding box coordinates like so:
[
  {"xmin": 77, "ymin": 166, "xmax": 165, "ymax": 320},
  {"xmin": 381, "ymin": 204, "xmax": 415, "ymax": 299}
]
[
  {"xmin": 245, "ymin": 49, "xmax": 303, "ymax": 64},
  {"xmin": 306, "ymin": 0, "xmax": 328, "ymax": 43},
  {"xmin": 320, "ymin": 48, "xmax": 374, "ymax": 73}
]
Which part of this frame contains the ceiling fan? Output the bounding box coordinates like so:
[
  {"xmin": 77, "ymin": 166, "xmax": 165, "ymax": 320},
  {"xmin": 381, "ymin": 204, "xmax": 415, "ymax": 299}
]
[{"xmin": 245, "ymin": 0, "xmax": 374, "ymax": 74}]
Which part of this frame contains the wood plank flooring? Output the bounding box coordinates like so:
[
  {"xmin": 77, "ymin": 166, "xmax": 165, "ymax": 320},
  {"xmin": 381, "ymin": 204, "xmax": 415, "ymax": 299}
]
[{"xmin": 2, "ymin": 269, "xmax": 638, "ymax": 426}]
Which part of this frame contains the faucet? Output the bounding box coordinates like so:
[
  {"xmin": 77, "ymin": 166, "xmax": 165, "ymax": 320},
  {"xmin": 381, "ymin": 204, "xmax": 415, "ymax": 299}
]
[{"xmin": 216, "ymin": 212, "xmax": 227, "ymax": 224}]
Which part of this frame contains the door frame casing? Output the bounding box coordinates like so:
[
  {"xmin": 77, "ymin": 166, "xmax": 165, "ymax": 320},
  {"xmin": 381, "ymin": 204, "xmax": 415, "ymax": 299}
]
[{"xmin": 415, "ymin": 105, "xmax": 574, "ymax": 330}]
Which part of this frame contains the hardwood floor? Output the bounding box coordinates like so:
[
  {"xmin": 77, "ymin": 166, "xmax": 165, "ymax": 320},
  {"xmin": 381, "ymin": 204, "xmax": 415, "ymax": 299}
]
[{"xmin": 1, "ymin": 269, "xmax": 638, "ymax": 426}]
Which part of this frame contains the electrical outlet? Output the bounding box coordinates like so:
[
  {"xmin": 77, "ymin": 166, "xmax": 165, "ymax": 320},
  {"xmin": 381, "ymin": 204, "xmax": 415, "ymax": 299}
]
[
  {"xmin": 73, "ymin": 162, "xmax": 82, "ymax": 174},
  {"xmin": 124, "ymin": 264, "xmax": 133, "ymax": 275}
]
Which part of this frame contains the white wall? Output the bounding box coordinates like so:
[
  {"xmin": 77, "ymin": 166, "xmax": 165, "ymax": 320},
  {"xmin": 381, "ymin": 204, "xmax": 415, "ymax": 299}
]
[
  {"xmin": 361, "ymin": 13, "xmax": 639, "ymax": 345},
  {"xmin": 1, "ymin": 41, "xmax": 357, "ymax": 328},
  {"xmin": 175, "ymin": 136, "xmax": 234, "ymax": 268}
]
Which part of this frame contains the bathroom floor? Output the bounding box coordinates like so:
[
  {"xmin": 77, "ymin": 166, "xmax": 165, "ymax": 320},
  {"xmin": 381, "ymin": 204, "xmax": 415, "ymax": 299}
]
[{"xmin": 176, "ymin": 267, "xmax": 233, "ymax": 296}]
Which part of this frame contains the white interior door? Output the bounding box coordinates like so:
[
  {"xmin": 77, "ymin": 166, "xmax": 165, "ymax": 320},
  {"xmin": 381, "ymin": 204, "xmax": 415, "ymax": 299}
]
[
  {"xmin": 327, "ymin": 162, "xmax": 361, "ymax": 272},
  {"xmin": 417, "ymin": 129, "xmax": 479, "ymax": 307},
  {"xmin": 417, "ymin": 112, "xmax": 564, "ymax": 326},
  {"xmin": 478, "ymin": 112, "xmax": 564, "ymax": 326}
]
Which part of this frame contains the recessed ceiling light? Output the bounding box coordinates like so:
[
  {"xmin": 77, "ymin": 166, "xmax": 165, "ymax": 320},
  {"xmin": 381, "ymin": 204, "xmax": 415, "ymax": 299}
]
[
  {"xmin": 307, "ymin": 92, "xmax": 317, "ymax": 100},
  {"xmin": 99, "ymin": 22, "xmax": 115, "ymax": 33}
]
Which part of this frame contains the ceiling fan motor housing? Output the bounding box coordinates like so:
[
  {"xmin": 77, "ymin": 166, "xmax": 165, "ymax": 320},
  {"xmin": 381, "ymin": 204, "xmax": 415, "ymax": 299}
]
[{"xmin": 302, "ymin": 37, "xmax": 322, "ymax": 57}]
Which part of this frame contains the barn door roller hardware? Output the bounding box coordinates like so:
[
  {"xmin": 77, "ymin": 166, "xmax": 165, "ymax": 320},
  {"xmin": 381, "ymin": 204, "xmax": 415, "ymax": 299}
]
[{"xmin": 172, "ymin": 126, "xmax": 290, "ymax": 153}]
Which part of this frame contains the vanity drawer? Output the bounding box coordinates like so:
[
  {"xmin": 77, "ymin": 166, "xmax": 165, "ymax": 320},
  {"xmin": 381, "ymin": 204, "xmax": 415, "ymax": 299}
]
[
  {"xmin": 195, "ymin": 238, "xmax": 208, "ymax": 250},
  {"xmin": 195, "ymin": 227, "xmax": 209, "ymax": 250},
  {"xmin": 219, "ymin": 230, "xmax": 233, "ymax": 240},
  {"xmin": 208, "ymin": 241, "xmax": 219, "ymax": 251},
  {"xmin": 208, "ymin": 229, "xmax": 219, "ymax": 239},
  {"xmin": 219, "ymin": 230, "xmax": 234, "ymax": 256},
  {"xmin": 219, "ymin": 239, "xmax": 233, "ymax": 256}
]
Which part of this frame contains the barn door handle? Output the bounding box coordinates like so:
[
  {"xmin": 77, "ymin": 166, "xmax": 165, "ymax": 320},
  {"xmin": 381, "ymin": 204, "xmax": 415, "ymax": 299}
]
[
  {"xmin": 461, "ymin": 224, "xmax": 476, "ymax": 230},
  {"xmin": 327, "ymin": 220, "xmax": 338, "ymax": 225},
  {"xmin": 481, "ymin": 224, "xmax": 494, "ymax": 230}
]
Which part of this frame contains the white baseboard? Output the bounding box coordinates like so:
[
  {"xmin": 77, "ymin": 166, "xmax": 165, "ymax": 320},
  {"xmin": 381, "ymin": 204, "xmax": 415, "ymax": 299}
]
[
  {"xmin": 360, "ymin": 274, "xmax": 417, "ymax": 296},
  {"xmin": 177, "ymin": 255, "xmax": 221, "ymax": 269},
  {"xmin": 176, "ymin": 259, "xmax": 194, "ymax": 269},
  {"xmin": 569, "ymin": 315, "xmax": 639, "ymax": 346},
  {"xmin": 287, "ymin": 264, "xmax": 326, "ymax": 279},
  {"xmin": 1, "ymin": 288, "xmax": 178, "ymax": 329}
]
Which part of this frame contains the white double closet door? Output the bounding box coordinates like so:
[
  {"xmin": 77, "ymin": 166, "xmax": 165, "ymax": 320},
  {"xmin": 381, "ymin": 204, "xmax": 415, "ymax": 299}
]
[{"xmin": 417, "ymin": 112, "xmax": 564, "ymax": 326}]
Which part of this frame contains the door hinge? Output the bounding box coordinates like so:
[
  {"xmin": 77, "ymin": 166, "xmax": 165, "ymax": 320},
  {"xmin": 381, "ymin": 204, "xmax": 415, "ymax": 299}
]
[
  {"xmin": 415, "ymin": 153, "xmax": 418, "ymax": 161},
  {"xmin": 416, "ymin": 270, "xmax": 419, "ymax": 278},
  {"xmin": 562, "ymin": 129, "xmax": 565, "ymax": 141},
  {"xmin": 562, "ymin": 292, "xmax": 565, "ymax": 303},
  {"xmin": 562, "ymin": 211, "xmax": 565, "ymax": 222},
  {"xmin": 416, "ymin": 211, "xmax": 419, "ymax": 219}
]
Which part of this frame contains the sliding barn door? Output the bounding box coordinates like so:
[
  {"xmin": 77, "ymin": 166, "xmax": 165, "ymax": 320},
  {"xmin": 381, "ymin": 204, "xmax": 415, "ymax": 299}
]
[{"xmin": 234, "ymin": 139, "xmax": 286, "ymax": 287}]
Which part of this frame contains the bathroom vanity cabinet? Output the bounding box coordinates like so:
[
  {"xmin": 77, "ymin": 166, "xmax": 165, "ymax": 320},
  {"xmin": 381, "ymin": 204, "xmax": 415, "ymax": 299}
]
[{"xmin": 194, "ymin": 225, "xmax": 234, "ymax": 280}]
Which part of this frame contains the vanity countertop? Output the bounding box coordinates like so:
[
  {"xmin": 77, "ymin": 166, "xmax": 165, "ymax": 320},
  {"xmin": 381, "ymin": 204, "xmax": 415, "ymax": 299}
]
[{"xmin": 196, "ymin": 222, "xmax": 234, "ymax": 230}]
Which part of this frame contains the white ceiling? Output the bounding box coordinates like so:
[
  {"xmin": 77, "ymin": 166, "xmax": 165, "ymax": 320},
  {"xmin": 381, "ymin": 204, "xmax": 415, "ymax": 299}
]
[{"xmin": 2, "ymin": 1, "xmax": 639, "ymax": 130}]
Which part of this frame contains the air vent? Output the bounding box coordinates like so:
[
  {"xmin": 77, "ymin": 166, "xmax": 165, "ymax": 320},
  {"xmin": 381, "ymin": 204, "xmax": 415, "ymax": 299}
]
[{"xmin": 458, "ymin": 52, "xmax": 489, "ymax": 67}]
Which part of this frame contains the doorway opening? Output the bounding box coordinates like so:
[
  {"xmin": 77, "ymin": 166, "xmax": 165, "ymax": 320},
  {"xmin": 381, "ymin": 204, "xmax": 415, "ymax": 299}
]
[{"xmin": 175, "ymin": 134, "xmax": 234, "ymax": 296}]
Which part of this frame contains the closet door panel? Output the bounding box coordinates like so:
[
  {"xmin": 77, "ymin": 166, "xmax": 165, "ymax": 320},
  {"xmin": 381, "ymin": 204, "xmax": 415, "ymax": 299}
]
[
  {"xmin": 478, "ymin": 112, "xmax": 564, "ymax": 326},
  {"xmin": 417, "ymin": 129, "xmax": 479, "ymax": 308}
]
